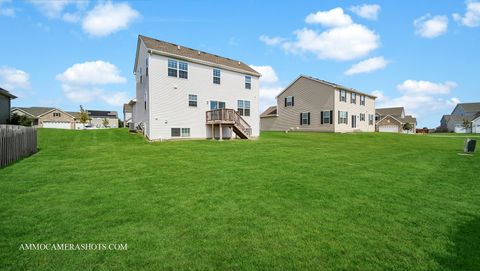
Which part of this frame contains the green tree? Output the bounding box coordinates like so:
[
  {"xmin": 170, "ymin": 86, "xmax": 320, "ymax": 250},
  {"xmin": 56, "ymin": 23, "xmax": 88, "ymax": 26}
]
[
  {"xmin": 403, "ymin": 122, "xmax": 413, "ymax": 132},
  {"xmin": 78, "ymin": 106, "xmax": 89, "ymax": 128},
  {"xmin": 9, "ymin": 113, "xmax": 33, "ymax": 126},
  {"xmin": 118, "ymin": 118, "xmax": 124, "ymax": 128},
  {"xmin": 462, "ymin": 119, "xmax": 471, "ymax": 132}
]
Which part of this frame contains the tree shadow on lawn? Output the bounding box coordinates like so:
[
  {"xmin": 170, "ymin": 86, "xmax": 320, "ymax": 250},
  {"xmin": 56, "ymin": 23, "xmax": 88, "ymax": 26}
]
[{"xmin": 435, "ymin": 216, "xmax": 480, "ymax": 271}]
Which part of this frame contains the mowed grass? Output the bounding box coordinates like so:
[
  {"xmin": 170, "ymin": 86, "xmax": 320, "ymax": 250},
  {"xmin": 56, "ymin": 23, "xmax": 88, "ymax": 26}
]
[{"xmin": 1, "ymin": 129, "xmax": 479, "ymax": 270}]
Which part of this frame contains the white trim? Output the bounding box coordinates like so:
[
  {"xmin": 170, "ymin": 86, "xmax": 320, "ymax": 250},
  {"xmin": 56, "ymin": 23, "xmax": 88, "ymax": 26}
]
[
  {"xmin": 11, "ymin": 108, "xmax": 36, "ymax": 118},
  {"xmin": 376, "ymin": 114, "xmax": 404, "ymax": 125}
]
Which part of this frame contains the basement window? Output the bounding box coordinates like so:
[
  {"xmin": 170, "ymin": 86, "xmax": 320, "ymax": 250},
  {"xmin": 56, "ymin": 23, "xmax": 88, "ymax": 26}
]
[{"xmin": 171, "ymin": 128, "xmax": 190, "ymax": 137}]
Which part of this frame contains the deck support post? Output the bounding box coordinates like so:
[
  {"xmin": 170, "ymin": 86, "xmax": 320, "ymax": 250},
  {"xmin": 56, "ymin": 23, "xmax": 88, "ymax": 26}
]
[
  {"xmin": 219, "ymin": 124, "xmax": 223, "ymax": 141},
  {"xmin": 211, "ymin": 124, "xmax": 214, "ymax": 140}
]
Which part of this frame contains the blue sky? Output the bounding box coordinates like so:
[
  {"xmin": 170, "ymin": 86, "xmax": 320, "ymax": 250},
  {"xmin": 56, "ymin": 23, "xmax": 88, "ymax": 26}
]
[{"xmin": 1, "ymin": 0, "xmax": 479, "ymax": 128}]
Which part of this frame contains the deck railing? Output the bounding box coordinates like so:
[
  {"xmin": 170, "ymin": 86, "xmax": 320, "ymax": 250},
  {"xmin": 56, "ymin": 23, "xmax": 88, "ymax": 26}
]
[{"xmin": 206, "ymin": 109, "xmax": 252, "ymax": 138}]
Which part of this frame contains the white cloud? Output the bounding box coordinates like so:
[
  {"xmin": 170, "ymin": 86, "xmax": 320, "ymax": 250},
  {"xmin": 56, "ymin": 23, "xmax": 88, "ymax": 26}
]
[
  {"xmin": 249, "ymin": 65, "xmax": 279, "ymax": 84},
  {"xmin": 57, "ymin": 60, "xmax": 128, "ymax": 106},
  {"xmin": 453, "ymin": 1, "xmax": 480, "ymax": 27},
  {"xmin": 345, "ymin": 56, "xmax": 388, "ymax": 75},
  {"xmin": 29, "ymin": 0, "xmax": 87, "ymax": 18},
  {"xmin": 396, "ymin": 80, "xmax": 457, "ymax": 95},
  {"xmin": 101, "ymin": 91, "xmax": 130, "ymax": 106},
  {"xmin": 259, "ymin": 35, "xmax": 285, "ymax": 46},
  {"xmin": 305, "ymin": 7, "xmax": 353, "ymax": 27},
  {"xmin": 374, "ymin": 80, "xmax": 459, "ymax": 122},
  {"xmin": 82, "ymin": 1, "xmax": 139, "ymax": 37},
  {"xmin": 0, "ymin": 0, "xmax": 14, "ymax": 17},
  {"xmin": 0, "ymin": 67, "xmax": 31, "ymax": 90},
  {"xmin": 260, "ymin": 86, "xmax": 284, "ymax": 112},
  {"xmin": 282, "ymin": 24, "xmax": 380, "ymax": 61},
  {"xmin": 414, "ymin": 14, "xmax": 448, "ymax": 38},
  {"xmin": 62, "ymin": 12, "xmax": 81, "ymax": 23},
  {"xmin": 350, "ymin": 4, "xmax": 381, "ymax": 20},
  {"xmin": 56, "ymin": 60, "xmax": 126, "ymax": 85}
]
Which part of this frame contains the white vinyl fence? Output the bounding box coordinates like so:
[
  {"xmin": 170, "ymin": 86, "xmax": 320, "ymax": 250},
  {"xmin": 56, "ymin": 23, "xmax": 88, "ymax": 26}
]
[{"xmin": 0, "ymin": 125, "xmax": 37, "ymax": 168}]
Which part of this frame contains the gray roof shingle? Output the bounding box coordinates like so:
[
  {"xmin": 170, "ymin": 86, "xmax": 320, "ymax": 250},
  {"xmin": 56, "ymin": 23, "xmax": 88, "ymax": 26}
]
[{"xmin": 139, "ymin": 35, "xmax": 261, "ymax": 77}]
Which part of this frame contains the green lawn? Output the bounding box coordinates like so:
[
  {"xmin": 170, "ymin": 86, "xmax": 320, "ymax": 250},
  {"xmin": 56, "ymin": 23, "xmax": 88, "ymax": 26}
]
[{"xmin": 1, "ymin": 129, "xmax": 479, "ymax": 270}]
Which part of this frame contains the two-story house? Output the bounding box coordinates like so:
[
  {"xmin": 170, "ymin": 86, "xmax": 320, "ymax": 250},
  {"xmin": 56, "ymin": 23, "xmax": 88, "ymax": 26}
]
[
  {"xmin": 0, "ymin": 87, "xmax": 16, "ymax": 124},
  {"xmin": 443, "ymin": 102, "xmax": 480, "ymax": 133},
  {"xmin": 132, "ymin": 35, "xmax": 261, "ymax": 140},
  {"xmin": 260, "ymin": 75, "xmax": 376, "ymax": 132}
]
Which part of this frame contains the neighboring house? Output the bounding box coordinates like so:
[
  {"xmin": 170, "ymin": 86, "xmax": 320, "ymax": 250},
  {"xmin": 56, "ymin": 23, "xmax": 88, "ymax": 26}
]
[
  {"xmin": 87, "ymin": 110, "xmax": 118, "ymax": 128},
  {"xmin": 375, "ymin": 107, "xmax": 417, "ymax": 133},
  {"xmin": 132, "ymin": 35, "xmax": 261, "ymax": 140},
  {"xmin": 11, "ymin": 107, "xmax": 79, "ymax": 129},
  {"xmin": 472, "ymin": 113, "xmax": 480, "ymax": 134},
  {"xmin": 123, "ymin": 102, "xmax": 133, "ymax": 127},
  {"xmin": 444, "ymin": 102, "xmax": 480, "ymax": 133},
  {"xmin": 438, "ymin": 115, "xmax": 451, "ymax": 132},
  {"xmin": 260, "ymin": 75, "xmax": 376, "ymax": 132},
  {"xmin": 0, "ymin": 87, "xmax": 16, "ymax": 124}
]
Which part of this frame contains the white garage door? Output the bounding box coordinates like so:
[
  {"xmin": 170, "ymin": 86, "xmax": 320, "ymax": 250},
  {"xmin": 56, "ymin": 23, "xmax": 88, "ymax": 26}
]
[
  {"xmin": 42, "ymin": 121, "xmax": 71, "ymax": 129},
  {"xmin": 379, "ymin": 125, "xmax": 399, "ymax": 133}
]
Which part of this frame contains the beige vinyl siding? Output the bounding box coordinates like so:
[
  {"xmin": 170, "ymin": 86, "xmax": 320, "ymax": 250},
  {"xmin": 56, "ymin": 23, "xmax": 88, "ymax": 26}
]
[
  {"xmin": 265, "ymin": 77, "xmax": 335, "ymax": 132},
  {"xmin": 0, "ymin": 95, "xmax": 10, "ymax": 124},
  {"xmin": 334, "ymin": 89, "xmax": 376, "ymax": 132}
]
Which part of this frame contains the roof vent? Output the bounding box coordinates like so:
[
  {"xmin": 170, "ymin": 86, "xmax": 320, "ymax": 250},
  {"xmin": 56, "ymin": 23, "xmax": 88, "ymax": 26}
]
[
  {"xmin": 197, "ymin": 51, "xmax": 201, "ymax": 55},
  {"xmin": 238, "ymin": 61, "xmax": 241, "ymax": 65},
  {"xmin": 177, "ymin": 45, "xmax": 181, "ymax": 50}
]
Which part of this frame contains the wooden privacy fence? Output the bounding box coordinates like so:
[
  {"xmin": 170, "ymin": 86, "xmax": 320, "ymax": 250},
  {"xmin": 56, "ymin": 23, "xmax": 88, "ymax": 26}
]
[{"xmin": 0, "ymin": 125, "xmax": 38, "ymax": 168}]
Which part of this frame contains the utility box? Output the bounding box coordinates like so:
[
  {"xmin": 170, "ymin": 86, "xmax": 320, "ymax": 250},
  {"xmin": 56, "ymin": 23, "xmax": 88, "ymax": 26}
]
[
  {"xmin": 464, "ymin": 138, "xmax": 477, "ymax": 153},
  {"xmin": 128, "ymin": 122, "xmax": 136, "ymax": 132}
]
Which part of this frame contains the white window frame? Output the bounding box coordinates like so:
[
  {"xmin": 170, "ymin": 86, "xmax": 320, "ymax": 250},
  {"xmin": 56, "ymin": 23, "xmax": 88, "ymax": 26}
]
[
  {"xmin": 322, "ymin": 111, "xmax": 331, "ymax": 124},
  {"xmin": 340, "ymin": 90, "xmax": 347, "ymax": 102},
  {"xmin": 339, "ymin": 111, "xmax": 348, "ymax": 124},
  {"xmin": 360, "ymin": 95, "xmax": 365, "ymax": 106},
  {"xmin": 213, "ymin": 69, "xmax": 221, "ymax": 84},
  {"xmin": 245, "ymin": 76, "xmax": 251, "ymax": 89},
  {"xmin": 360, "ymin": 113, "xmax": 365, "ymax": 121},
  {"xmin": 351, "ymin": 93, "xmax": 356, "ymax": 104},
  {"xmin": 301, "ymin": 112, "xmax": 309, "ymax": 125},
  {"xmin": 369, "ymin": 114, "xmax": 374, "ymax": 125},
  {"xmin": 237, "ymin": 100, "xmax": 250, "ymax": 116},
  {"xmin": 188, "ymin": 94, "xmax": 197, "ymax": 107},
  {"xmin": 286, "ymin": 96, "xmax": 293, "ymax": 107}
]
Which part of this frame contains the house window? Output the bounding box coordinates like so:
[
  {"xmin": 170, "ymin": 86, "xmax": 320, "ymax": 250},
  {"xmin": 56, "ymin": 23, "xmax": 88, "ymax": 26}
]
[
  {"xmin": 168, "ymin": 59, "xmax": 177, "ymax": 77},
  {"xmin": 171, "ymin": 128, "xmax": 190, "ymax": 137},
  {"xmin": 245, "ymin": 76, "xmax": 251, "ymax": 89},
  {"xmin": 321, "ymin": 110, "xmax": 331, "ymax": 124},
  {"xmin": 340, "ymin": 90, "xmax": 347, "ymax": 102},
  {"xmin": 178, "ymin": 61, "xmax": 188, "ymax": 79},
  {"xmin": 360, "ymin": 95, "xmax": 365, "ymax": 105},
  {"xmin": 351, "ymin": 93, "xmax": 356, "ymax": 104},
  {"xmin": 360, "ymin": 113, "xmax": 365, "ymax": 121},
  {"xmin": 145, "ymin": 58, "xmax": 149, "ymax": 77},
  {"xmin": 181, "ymin": 128, "xmax": 190, "ymax": 137},
  {"xmin": 338, "ymin": 111, "xmax": 348, "ymax": 124},
  {"xmin": 53, "ymin": 112, "xmax": 61, "ymax": 117},
  {"xmin": 369, "ymin": 114, "xmax": 374, "ymax": 125},
  {"xmin": 300, "ymin": 112, "xmax": 310, "ymax": 125},
  {"xmin": 213, "ymin": 69, "xmax": 221, "ymax": 84},
  {"xmin": 285, "ymin": 96, "xmax": 294, "ymax": 107},
  {"xmin": 237, "ymin": 100, "xmax": 250, "ymax": 116},
  {"xmin": 210, "ymin": 101, "xmax": 225, "ymax": 110},
  {"xmin": 188, "ymin": 94, "xmax": 197, "ymax": 107}
]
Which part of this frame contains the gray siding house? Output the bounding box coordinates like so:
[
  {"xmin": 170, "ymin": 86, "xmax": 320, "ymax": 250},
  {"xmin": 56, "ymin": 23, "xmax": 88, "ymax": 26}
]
[
  {"xmin": 260, "ymin": 75, "xmax": 376, "ymax": 132},
  {"xmin": 441, "ymin": 102, "xmax": 480, "ymax": 133},
  {"xmin": 0, "ymin": 88, "xmax": 16, "ymax": 124}
]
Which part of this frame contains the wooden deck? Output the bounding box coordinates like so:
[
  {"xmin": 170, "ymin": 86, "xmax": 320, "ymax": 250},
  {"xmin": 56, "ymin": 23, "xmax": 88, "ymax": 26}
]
[{"xmin": 206, "ymin": 109, "xmax": 252, "ymax": 139}]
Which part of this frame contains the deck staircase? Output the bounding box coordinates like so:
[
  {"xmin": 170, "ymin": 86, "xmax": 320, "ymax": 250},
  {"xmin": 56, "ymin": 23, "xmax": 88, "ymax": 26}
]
[{"xmin": 206, "ymin": 109, "xmax": 252, "ymax": 139}]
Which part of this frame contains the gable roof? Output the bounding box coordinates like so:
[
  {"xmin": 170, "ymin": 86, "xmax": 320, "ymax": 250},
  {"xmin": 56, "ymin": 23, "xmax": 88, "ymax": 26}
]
[
  {"xmin": 401, "ymin": 115, "xmax": 417, "ymax": 125},
  {"xmin": 137, "ymin": 35, "xmax": 261, "ymax": 77},
  {"xmin": 376, "ymin": 107, "xmax": 404, "ymax": 117},
  {"xmin": 12, "ymin": 107, "xmax": 55, "ymax": 117},
  {"xmin": 0, "ymin": 87, "xmax": 16, "ymax": 99},
  {"xmin": 441, "ymin": 115, "xmax": 451, "ymax": 122},
  {"xmin": 123, "ymin": 103, "xmax": 133, "ymax": 113},
  {"xmin": 456, "ymin": 102, "xmax": 480, "ymax": 113},
  {"xmin": 260, "ymin": 106, "xmax": 278, "ymax": 118},
  {"xmin": 275, "ymin": 75, "xmax": 377, "ymax": 99}
]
